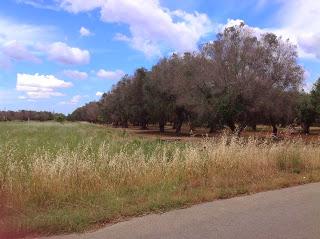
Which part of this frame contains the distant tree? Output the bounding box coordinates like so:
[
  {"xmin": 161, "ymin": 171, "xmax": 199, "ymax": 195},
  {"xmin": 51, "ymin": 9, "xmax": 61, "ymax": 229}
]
[
  {"xmin": 201, "ymin": 25, "xmax": 303, "ymax": 135},
  {"xmin": 127, "ymin": 68, "xmax": 149, "ymax": 129},
  {"xmin": 295, "ymin": 79, "xmax": 320, "ymax": 134},
  {"xmin": 69, "ymin": 102, "xmax": 100, "ymax": 123},
  {"xmin": 148, "ymin": 57, "xmax": 179, "ymax": 133},
  {"xmin": 55, "ymin": 114, "xmax": 66, "ymax": 124},
  {"xmin": 71, "ymin": 24, "xmax": 305, "ymax": 137},
  {"xmin": 257, "ymin": 33, "xmax": 303, "ymax": 135},
  {"xmin": 311, "ymin": 78, "xmax": 320, "ymax": 119},
  {"xmin": 297, "ymin": 93, "xmax": 316, "ymax": 134},
  {"xmin": 0, "ymin": 110, "xmax": 57, "ymax": 122},
  {"xmin": 99, "ymin": 76, "xmax": 132, "ymax": 127}
]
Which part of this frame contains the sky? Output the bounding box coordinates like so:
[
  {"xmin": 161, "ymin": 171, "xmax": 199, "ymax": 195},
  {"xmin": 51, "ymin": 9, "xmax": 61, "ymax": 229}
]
[{"xmin": 0, "ymin": 0, "xmax": 320, "ymax": 114}]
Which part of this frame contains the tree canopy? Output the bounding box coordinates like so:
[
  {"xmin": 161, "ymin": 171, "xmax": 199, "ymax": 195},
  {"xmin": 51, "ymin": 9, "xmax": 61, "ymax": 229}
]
[{"xmin": 70, "ymin": 25, "xmax": 320, "ymax": 135}]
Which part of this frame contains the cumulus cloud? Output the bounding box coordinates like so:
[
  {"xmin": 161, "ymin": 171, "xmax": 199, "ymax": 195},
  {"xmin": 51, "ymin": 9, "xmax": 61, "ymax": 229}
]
[
  {"xmin": 60, "ymin": 95, "xmax": 82, "ymax": 105},
  {"xmin": 80, "ymin": 26, "xmax": 92, "ymax": 37},
  {"xmin": 215, "ymin": 0, "xmax": 320, "ymax": 61},
  {"xmin": 96, "ymin": 91, "xmax": 103, "ymax": 97},
  {"xmin": 69, "ymin": 95, "xmax": 81, "ymax": 104},
  {"xmin": 2, "ymin": 40, "xmax": 41, "ymax": 63},
  {"xmin": 41, "ymin": 42, "xmax": 90, "ymax": 65},
  {"xmin": 223, "ymin": 19, "xmax": 245, "ymax": 29},
  {"xmin": 63, "ymin": 69, "xmax": 88, "ymax": 80},
  {"xmin": 0, "ymin": 16, "xmax": 57, "ymax": 46},
  {"xmin": 266, "ymin": 0, "xmax": 320, "ymax": 59},
  {"xmin": 0, "ymin": 16, "xmax": 58, "ymax": 68},
  {"xmin": 220, "ymin": 19, "xmax": 269, "ymax": 41},
  {"xmin": 298, "ymin": 34, "xmax": 320, "ymax": 59},
  {"xmin": 254, "ymin": 0, "xmax": 320, "ymax": 60},
  {"xmin": 96, "ymin": 69, "xmax": 125, "ymax": 80},
  {"xmin": 1, "ymin": 40, "xmax": 90, "ymax": 68},
  {"xmin": 0, "ymin": 16, "xmax": 91, "ymax": 68},
  {"xmin": 57, "ymin": 0, "xmax": 213, "ymax": 57},
  {"xmin": 16, "ymin": 73, "xmax": 72, "ymax": 99},
  {"xmin": 19, "ymin": 0, "xmax": 320, "ymax": 61}
]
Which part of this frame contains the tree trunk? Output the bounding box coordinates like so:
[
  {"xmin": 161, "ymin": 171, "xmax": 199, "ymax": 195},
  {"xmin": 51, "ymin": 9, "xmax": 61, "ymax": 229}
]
[
  {"xmin": 209, "ymin": 123, "xmax": 217, "ymax": 133},
  {"xmin": 189, "ymin": 122, "xmax": 195, "ymax": 132},
  {"xmin": 172, "ymin": 121, "xmax": 176, "ymax": 129},
  {"xmin": 175, "ymin": 120, "xmax": 183, "ymax": 135},
  {"xmin": 175, "ymin": 108, "xmax": 185, "ymax": 135},
  {"xmin": 140, "ymin": 125, "xmax": 148, "ymax": 130},
  {"xmin": 227, "ymin": 122, "xmax": 236, "ymax": 133},
  {"xmin": 301, "ymin": 123, "xmax": 310, "ymax": 135},
  {"xmin": 159, "ymin": 119, "xmax": 165, "ymax": 133},
  {"xmin": 140, "ymin": 120, "xmax": 148, "ymax": 130},
  {"xmin": 122, "ymin": 121, "xmax": 128, "ymax": 128},
  {"xmin": 250, "ymin": 124, "xmax": 257, "ymax": 131},
  {"xmin": 272, "ymin": 124, "xmax": 278, "ymax": 136}
]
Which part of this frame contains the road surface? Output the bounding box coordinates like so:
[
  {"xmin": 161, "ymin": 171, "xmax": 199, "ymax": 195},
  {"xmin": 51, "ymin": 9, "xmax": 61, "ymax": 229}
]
[{"xmin": 37, "ymin": 183, "xmax": 320, "ymax": 239}]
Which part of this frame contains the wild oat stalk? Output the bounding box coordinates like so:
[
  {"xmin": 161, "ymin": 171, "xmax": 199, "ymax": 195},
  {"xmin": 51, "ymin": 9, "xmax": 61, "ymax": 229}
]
[{"xmin": 0, "ymin": 122, "xmax": 319, "ymax": 236}]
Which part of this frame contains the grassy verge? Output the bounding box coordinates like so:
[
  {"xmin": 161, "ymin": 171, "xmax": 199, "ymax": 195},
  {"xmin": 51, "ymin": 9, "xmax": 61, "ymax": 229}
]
[{"xmin": 0, "ymin": 122, "xmax": 320, "ymax": 237}]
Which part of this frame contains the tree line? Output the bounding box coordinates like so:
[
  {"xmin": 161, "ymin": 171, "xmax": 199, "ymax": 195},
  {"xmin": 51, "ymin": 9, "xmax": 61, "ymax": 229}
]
[
  {"xmin": 0, "ymin": 110, "xmax": 65, "ymax": 122},
  {"xmin": 69, "ymin": 24, "xmax": 320, "ymax": 135}
]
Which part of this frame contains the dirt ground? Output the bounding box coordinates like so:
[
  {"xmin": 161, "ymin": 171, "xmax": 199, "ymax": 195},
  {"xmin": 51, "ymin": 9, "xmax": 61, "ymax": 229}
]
[{"xmin": 115, "ymin": 124, "xmax": 320, "ymax": 143}]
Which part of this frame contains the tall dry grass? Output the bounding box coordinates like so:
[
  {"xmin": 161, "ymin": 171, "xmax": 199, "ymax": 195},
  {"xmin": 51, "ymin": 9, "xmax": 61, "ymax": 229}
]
[{"xmin": 0, "ymin": 122, "xmax": 320, "ymax": 237}]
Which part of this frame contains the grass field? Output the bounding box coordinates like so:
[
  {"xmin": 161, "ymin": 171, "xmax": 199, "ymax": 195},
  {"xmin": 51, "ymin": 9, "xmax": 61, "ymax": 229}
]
[{"xmin": 1, "ymin": 122, "xmax": 320, "ymax": 238}]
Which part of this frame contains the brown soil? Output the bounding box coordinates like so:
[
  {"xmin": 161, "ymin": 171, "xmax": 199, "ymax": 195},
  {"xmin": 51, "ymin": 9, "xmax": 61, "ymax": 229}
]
[{"xmin": 109, "ymin": 124, "xmax": 320, "ymax": 143}]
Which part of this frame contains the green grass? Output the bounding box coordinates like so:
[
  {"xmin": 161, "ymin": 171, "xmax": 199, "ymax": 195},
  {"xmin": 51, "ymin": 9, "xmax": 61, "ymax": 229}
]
[{"xmin": 0, "ymin": 121, "xmax": 320, "ymax": 237}]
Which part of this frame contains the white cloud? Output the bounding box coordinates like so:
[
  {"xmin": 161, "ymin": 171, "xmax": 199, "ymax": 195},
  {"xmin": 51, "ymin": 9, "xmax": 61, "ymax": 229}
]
[
  {"xmin": 263, "ymin": 0, "xmax": 320, "ymax": 60},
  {"xmin": 297, "ymin": 34, "xmax": 320, "ymax": 59},
  {"xmin": 0, "ymin": 16, "xmax": 92, "ymax": 69},
  {"xmin": 114, "ymin": 33, "xmax": 161, "ymax": 56},
  {"xmin": 2, "ymin": 40, "xmax": 41, "ymax": 63},
  {"xmin": 40, "ymin": 41, "xmax": 90, "ymax": 65},
  {"xmin": 114, "ymin": 33, "xmax": 131, "ymax": 42},
  {"xmin": 59, "ymin": 0, "xmax": 103, "ymax": 13},
  {"xmin": 21, "ymin": 0, "xmax": 320, "ymax": 61},
  {"xmin": 25, "ymin": 91, "xmax": 64, "ymax": 99},
  {"xmin": 302, "ymin": 70, "xmax": 313, "ymax": 92},
  {"xmin": 1, "ymin": 40, "xmax": 90, "ymax": 68},
  {"xmin": 60, "ymin": 95, "xmax": 82, "ymax": 105},
  {"xmin": 16, "ymin": 0, "xmax": 60, "ymax": 11},
  {"xmin": 58, "ymin": 0, "xmax": 213, "ymax": 57},
  {"xmin": 80, "ymin": 26, "xmax": 92, "ymax": 37},
  {"xmin": 0, "ymin": 16, "xmax": 57, "ymax": 46},
  {"xmin": 63, "ymin": 69, "xmax": 88, "ymax": 80},
  {"xmin": 218, "ymin": 1, "xmax": 320, "ymax": 61},
  {"xmin": 277, "ymin": 0, "xmax": 320, "ymax": 31},
  {"xmin": 223, "ymin": 17, "xmax": 319, "ymax": 61},
  {"xmin": 16, "ymin": 73, "xmax": 72, "ymax": 99},
  {"xmin": 0, "ymin": 16, "xmax": 58, "ymax": 68},
  {"xmin": 70, "ymin": 95, "xmax": 81, "ymax": 104},
  {"xmin": 96, "ymin": 69, "xmax": 125, "ymax": 80},
  {"xmin": 96, "ymin": 91, "xmax": 103, "ymax": 97},
  {"xmin": 223, "ymin": 19, "xmax": 245, "ymax": 29}
]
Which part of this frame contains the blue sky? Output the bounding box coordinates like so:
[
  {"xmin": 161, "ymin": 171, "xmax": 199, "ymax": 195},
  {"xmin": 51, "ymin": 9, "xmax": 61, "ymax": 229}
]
[{"xmin": 0, "ymin": 0, "xmax": 319, "ymax": 114}]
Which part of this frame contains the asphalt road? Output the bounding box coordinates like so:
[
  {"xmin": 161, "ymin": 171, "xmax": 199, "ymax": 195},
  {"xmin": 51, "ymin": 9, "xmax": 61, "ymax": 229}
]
[{"xmin": 38, "ymin": 183, "xmax": 320, "ymax": 239}]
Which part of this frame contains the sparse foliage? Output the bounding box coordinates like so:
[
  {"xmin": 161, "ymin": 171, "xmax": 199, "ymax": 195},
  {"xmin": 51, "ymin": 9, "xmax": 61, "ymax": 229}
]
[{"xmin": 71, "ymin": 24, "xmax": 308, "ymax": 136}]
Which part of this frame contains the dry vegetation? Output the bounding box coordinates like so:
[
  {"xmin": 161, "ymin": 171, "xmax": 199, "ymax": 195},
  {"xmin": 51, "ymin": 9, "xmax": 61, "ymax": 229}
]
[{"xmin": 0, "ymin": 122, "xmax": 320, "ymax": 238}]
